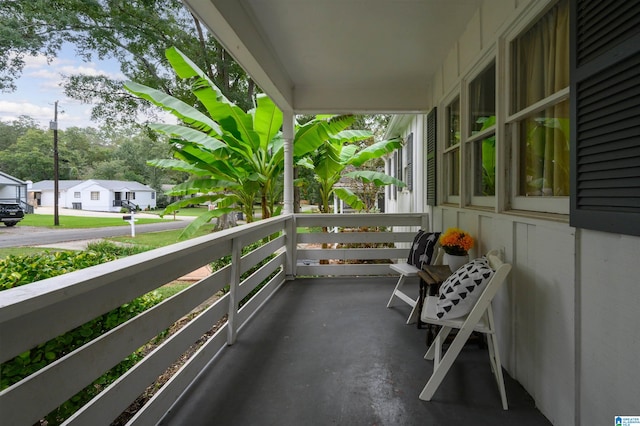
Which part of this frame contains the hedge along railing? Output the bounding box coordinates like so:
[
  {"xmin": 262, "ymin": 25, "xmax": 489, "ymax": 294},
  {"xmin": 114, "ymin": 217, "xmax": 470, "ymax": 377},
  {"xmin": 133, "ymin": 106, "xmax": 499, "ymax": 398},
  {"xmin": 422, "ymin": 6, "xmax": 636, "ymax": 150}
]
[{"xmin": 0, "ymin": 212, "xmax": 429, "ymax": 425}]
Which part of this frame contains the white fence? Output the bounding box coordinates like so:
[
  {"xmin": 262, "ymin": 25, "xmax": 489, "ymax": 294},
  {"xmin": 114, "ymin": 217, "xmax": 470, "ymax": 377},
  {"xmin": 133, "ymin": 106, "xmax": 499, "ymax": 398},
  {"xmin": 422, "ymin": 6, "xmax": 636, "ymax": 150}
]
[{"xmin": 0, "ymin": 213, "xmax": 427, "ymax": 425}]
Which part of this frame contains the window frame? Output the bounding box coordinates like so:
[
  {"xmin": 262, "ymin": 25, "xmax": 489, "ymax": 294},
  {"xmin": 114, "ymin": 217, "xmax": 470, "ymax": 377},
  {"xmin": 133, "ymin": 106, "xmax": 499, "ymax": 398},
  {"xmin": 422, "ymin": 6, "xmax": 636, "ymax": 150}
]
[
  {"xmin": 505, "ymin": 0, "xmax": 571, "ymax": 215},
  {"xmin": 466, "ymin": 57, "xmax": 497, "ymax": 208},
  {"xmin": 441, "ymin": 93, "xmax": 461, "ymax": 205},
  {"xmin": 90, "ymin": 191, "xmax": 100, "ymax": 201}
]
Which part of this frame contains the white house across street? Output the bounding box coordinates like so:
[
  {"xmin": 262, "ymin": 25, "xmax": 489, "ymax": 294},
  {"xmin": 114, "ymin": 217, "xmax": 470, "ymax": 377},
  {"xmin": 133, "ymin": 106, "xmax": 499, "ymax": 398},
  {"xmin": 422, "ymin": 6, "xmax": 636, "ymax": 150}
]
[{"xmin": 29, "ymin": 179, "xmax": 157, "ymax": 212}]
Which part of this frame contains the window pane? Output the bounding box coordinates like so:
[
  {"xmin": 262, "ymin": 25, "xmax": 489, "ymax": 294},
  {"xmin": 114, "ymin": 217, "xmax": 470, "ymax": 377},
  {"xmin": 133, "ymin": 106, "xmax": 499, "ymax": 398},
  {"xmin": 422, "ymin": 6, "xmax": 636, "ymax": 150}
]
[
  {"xmin": 519, "ymin": 100, "xmax": 569, "ymax": 196},
  {"xmin": 474, "ymin": 135, "xmax": 496, "ymax": 196},
  {"xmin": 512, "ymin": 0, "xmax": 569, "ymax": 112},
  {"xmin": 469, "ymin": 61, "xmax": 496, "ymax": 135},
  {"xmin": 445, "ymin": 149, "xmax": 460, "ymax": 196},
  {"xmin": 446, "ymin": 97, "xmax": 460, "ymax": 148}
]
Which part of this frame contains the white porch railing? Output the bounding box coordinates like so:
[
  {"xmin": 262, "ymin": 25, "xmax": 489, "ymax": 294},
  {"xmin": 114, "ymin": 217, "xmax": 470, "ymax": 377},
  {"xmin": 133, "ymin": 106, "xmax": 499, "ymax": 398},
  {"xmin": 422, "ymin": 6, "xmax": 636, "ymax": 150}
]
[{"xmin": 0, "ymin": 213, "xmax": 427, "ymax": 425}]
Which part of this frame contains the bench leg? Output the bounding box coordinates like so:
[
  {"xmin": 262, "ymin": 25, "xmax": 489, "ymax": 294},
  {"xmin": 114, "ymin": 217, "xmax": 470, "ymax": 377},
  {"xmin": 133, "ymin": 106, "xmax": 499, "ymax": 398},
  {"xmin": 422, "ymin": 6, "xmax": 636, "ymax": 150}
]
[{"xmin": 386, "ymin": 275, "xmax": 407, "ymax": 307}]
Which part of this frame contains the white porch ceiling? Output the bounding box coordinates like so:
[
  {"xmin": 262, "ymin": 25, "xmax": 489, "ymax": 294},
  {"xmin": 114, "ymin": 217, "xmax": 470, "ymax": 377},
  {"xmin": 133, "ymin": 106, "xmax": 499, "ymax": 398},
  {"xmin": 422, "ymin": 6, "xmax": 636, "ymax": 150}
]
[{"xmin": 183, "ymin": 0, "xmax": 482, "ymax": 114}]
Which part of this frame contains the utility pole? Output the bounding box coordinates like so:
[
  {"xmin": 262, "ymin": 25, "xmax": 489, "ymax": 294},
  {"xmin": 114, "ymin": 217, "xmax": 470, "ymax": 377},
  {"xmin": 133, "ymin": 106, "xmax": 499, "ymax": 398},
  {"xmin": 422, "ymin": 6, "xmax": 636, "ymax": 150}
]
[{"xmin": 51, "ymin": 101, "xmax": 59, "ymax": 226}]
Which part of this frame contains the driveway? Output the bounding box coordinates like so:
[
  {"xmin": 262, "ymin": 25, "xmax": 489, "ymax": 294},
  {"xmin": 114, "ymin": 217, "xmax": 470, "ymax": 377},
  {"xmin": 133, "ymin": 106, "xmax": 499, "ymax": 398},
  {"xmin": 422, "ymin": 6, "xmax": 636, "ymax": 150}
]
[{"xmin": 0, "ymin": 221, "xmax": 193, "ymax": 248}]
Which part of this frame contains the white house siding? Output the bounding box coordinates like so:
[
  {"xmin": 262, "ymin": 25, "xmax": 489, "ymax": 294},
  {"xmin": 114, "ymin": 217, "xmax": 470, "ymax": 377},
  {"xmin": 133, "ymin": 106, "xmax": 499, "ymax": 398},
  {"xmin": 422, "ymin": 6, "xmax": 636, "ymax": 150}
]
[
  {"xmin": 40, "ymin": 191, "xmax": 56, "ymax": 208},
  {"xmin": 68, "ymin": 183, "xmax": 112, "ymax": 211},
  {"xmin": 578, "ymin": 230, "xmax": 640, "ymax": 425},
  {"xmin": 63, "ymin": 181, "xmax": 156, "ymax": 212},
  {"xmin": 384, "ymin": 0, "xmax": 640, "ymax": 424},
  {"xmin": 432, "ymin": 207, "xmax": 576, "ymax": 426}
]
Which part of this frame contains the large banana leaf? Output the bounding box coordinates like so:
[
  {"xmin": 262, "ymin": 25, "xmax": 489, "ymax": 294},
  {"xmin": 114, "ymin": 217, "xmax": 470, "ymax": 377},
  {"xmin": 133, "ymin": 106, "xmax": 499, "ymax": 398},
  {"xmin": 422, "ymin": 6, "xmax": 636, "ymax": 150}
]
[
  {"xmin": 179, "ymin": 207, "xmax": 235, "ymax": 240},
  {"xmin": 252, "ymin": 94, "xmax": 283, "ymax": 150},
  {"xmin": 296, "ymin": 157, "xmax": 315, "ymax": 170},
  {"xmin": 314, "ymin": 144, "xmax": 343, "ymax": 183},
  {"xmin": 344, "ymin": 170, "xmax": 406, "ymax": 187},
  {"xmin": 331, "ymin": 129, "xmax": 372, "ymax": 144},
  {"xmin": 165, "ymin": 47, "xmax": 260, "ymax": 151},
  {"xmin": 124, "ymin": 81, "xmax": 221, "ymax": 136},
  {"xmin": 339, "ymin": 145, "xmax": 358, "ymax": 164},
  {"xmin": 168, "ymin": 178, "xmax": 240, "ymax": 195},
  {"xmin": 293, "ymin": 120, "xmax": 322, "ymax": 157},
  {"xmin": 147, "ymin": 123, "xmax": 227, "ymax": 153},
  {"xmin": 147, "ymin": 158, "xmax": 211, "ymax": 175},
  {"xmin": 333, "ymin": 187, "xmax": 365, "ymax": 211},
  {"xmin": 293, "ymin": 115, "xmax": 356, "ymax": 157},
  {"xmin": 349, "ymin": 138, "xmax": 402, "ymax": 166},
  {"xmin": 318, "ymin": 115, "xmax": 357, "ymax": 139}
]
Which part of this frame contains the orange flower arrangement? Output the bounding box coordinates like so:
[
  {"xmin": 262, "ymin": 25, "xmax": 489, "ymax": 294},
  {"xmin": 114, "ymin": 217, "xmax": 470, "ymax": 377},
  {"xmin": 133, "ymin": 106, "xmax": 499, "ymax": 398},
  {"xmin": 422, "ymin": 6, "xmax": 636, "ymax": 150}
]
[{"xmin": 439, "ymin": 227, "xmax": 474, "ymax": 256}]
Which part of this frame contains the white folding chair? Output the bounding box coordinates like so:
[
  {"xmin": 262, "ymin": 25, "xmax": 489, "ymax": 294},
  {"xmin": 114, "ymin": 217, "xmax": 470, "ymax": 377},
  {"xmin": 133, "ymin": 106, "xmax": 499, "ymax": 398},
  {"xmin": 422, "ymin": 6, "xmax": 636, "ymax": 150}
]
[
  {"xmin": 418, "ymin": 250, "xmax": 511, "ymax": 410},
  {"xmin": 387, "ymin": 247, "xmax": 443, "ymax": 324}
]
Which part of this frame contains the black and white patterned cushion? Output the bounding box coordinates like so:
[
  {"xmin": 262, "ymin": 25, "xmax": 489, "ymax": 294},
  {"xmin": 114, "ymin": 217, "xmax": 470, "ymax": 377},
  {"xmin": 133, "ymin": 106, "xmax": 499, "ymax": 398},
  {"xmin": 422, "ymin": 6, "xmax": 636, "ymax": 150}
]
[
  {"xmin": 436, "ymin": 257, "xmax": 494, "ymax": 320},
  {"xmin": 407, "ymin": 230, "xmax": 441, "ymax": 269}
]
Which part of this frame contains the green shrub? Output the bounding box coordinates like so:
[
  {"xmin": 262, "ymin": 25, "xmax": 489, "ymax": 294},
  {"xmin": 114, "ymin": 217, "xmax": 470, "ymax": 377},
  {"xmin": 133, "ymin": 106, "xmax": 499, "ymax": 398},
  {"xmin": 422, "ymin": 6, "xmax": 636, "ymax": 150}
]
[
  {"xmin": 0, "ymin": 247, "xmax": 162, "ymax": 425},
  {"xmin": 86, "ymin": 240, "xmax": 152, "ymax": 257},
  {"xmin": 0, "ymin": 250, "xmax": 115, "ymax": 290}
]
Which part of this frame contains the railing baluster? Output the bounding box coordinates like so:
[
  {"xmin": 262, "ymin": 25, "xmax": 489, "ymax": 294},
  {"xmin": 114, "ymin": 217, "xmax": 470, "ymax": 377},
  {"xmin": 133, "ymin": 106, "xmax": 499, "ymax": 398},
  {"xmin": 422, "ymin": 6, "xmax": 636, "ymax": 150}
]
[
  {"xmin": 285, "ymin": 215, "xmax": 297, "ymax": 278},
  {"xmin": 227, "ymin": 236, "xmax": 242, "ymax": 345}
]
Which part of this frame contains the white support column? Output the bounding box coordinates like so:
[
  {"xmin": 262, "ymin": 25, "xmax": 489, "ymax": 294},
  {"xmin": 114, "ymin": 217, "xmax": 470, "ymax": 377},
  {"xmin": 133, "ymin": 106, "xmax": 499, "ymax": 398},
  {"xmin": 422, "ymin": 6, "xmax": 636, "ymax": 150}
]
[{"xmin": 283, "ymin": 110, "xmax": 295, "ymax": 215}]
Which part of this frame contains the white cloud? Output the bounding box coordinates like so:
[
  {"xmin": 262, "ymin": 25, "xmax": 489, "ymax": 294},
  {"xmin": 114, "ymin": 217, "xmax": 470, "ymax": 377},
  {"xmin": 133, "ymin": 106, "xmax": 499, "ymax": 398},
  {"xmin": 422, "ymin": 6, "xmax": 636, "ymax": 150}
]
[
  {"xmin": 1, "ymin": 48, "xmax": 130, "ymax": 128},
  {"xmin": 0, "ymin": 100, "xmax": 53, "ymax": 124}
]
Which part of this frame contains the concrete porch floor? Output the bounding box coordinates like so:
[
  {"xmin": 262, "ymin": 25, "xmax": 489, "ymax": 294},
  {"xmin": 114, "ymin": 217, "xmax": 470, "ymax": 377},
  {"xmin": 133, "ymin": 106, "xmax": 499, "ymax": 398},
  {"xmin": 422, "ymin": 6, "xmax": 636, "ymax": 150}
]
[{"xmin": 159, "ymin": 277, "xmax": 552, "ymax": 425}]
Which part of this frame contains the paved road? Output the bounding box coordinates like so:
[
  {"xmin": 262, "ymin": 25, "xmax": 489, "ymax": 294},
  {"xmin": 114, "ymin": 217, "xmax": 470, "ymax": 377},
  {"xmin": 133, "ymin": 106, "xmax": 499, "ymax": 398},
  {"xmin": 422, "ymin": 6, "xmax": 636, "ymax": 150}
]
[{"xmin": 0, "ymin": 220, "xmax": 190, "ymax": 248}]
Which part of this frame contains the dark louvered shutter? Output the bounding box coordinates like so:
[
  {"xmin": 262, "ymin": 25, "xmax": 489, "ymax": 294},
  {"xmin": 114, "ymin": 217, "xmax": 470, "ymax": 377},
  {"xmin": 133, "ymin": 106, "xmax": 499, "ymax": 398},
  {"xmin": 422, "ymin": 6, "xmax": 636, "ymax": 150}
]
[
  {"xmin": 406, "ymin": 133, "xmax": 413, "ymax": 192},
  {"xmin": 570, "ymin": 0, "xmax": 640, "ymax": 236},
  {"xmin": 426, "ymin": 108, "xmax": 437, "ymax": 206}
]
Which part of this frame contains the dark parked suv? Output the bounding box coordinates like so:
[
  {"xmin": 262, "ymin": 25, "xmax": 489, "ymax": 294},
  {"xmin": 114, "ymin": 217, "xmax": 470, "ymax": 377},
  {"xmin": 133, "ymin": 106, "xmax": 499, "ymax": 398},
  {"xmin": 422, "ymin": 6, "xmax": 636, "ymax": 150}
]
[{"xmin": 0, "ymin": 203, "xmax": 25, "ymax": 226}]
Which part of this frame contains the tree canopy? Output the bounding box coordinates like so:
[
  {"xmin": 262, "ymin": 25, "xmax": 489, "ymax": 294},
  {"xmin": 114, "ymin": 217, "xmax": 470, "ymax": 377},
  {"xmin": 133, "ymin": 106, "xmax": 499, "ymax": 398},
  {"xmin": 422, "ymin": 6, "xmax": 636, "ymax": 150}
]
[
  {"xmin": 0, "ymin": 118, "xmax": 186, "ymax": 204},
  {"xmin": 0, "ymin": 0, "xmax": 255, "ymax": 126}
]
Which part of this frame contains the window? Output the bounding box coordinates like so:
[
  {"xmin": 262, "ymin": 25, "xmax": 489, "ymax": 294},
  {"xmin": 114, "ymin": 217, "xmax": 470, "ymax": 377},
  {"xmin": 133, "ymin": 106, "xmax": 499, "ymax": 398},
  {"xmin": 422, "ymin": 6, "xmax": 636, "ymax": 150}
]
[
  {"xmin": 126, "ymin": 192, "xmax": 136, "ymax": 200},
  {"xmin": 468, "ymin": 61, "xmax": 496, "ymax": 201},
  {"xmin": 444, "ymin": 97, "xmax": 460, "ymax": 199},
  {"xmin": 90, "ymin": 192, "xmax": 100, "ymax": 200},
  {"xmin": 151, "ymin": 192, "xmax": 155, "ymax": 200},
  {"xmin": 509, "ymin": 0, "xmax": 570, "ymax": 213},
  {"xmin": 74, "ymin": 192, "xmax": 81, "ymax": 198}
]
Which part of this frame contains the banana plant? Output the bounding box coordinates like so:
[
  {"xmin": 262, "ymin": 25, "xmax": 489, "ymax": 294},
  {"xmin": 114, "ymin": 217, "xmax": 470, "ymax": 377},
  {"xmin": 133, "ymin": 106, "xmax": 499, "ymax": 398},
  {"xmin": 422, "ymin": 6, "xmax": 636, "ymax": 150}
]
[
  {"xmin": 294, "ymin": 117, "xmax": 405, "ymax": 213},
  {"xmin": 125, "ymin": 46, "xmax": 284, "ymax": 238}
]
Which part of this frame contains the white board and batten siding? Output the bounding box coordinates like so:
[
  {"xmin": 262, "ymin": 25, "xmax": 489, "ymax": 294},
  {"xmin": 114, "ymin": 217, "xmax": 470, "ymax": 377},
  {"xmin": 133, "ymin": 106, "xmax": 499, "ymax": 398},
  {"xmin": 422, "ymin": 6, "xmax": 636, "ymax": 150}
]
[{"xmin": 433, "ymin": 207, "xmax": 577, "ymax": 426}]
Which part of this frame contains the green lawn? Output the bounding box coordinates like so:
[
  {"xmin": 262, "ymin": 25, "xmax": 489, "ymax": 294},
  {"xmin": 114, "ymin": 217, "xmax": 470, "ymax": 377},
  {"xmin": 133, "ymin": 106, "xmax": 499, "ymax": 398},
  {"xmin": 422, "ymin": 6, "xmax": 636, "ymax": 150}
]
[
  {"xmin": 108, "ymin": 223, "xmax": 217, "ymax": 248},
  {"xmin": 155, "ymin": 281, "xmax": 193, "ymax": 299},
  {"xmin": 21, "ymin": 214, "xmax": 169, "ymax": 228},
  {"xmin": 150, "ymin": 206, "xmax": 209, "ymax": 217}
]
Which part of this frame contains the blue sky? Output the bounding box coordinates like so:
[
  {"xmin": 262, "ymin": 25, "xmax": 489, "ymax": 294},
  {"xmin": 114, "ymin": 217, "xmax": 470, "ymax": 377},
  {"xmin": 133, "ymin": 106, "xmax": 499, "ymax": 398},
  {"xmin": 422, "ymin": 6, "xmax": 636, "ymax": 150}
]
[{"xmin": 0, "ymin": 45, "xmax": 124, "ymax": 130}]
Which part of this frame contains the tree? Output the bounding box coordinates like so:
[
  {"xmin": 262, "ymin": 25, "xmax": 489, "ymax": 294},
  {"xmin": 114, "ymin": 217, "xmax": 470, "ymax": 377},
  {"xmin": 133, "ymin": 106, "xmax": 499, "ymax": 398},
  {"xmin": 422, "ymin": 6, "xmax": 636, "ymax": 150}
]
[
  {"xmin": 0, "ymin": 116, "xmax": 40, "ymax": 151},
  {"xmin": 293, "ymin": 116, "xmax": 404, "ymax": 213},
  {"xmin": 0, "ymin": 128, "xmax": 54, "ymax": 181},
  {"xmin": 0, "ymin": 0, "xmax": 254, "ymax": 126},
  {"xmin": 125, "ymin": 47, "xmax": 284, "ymax": 238}
]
